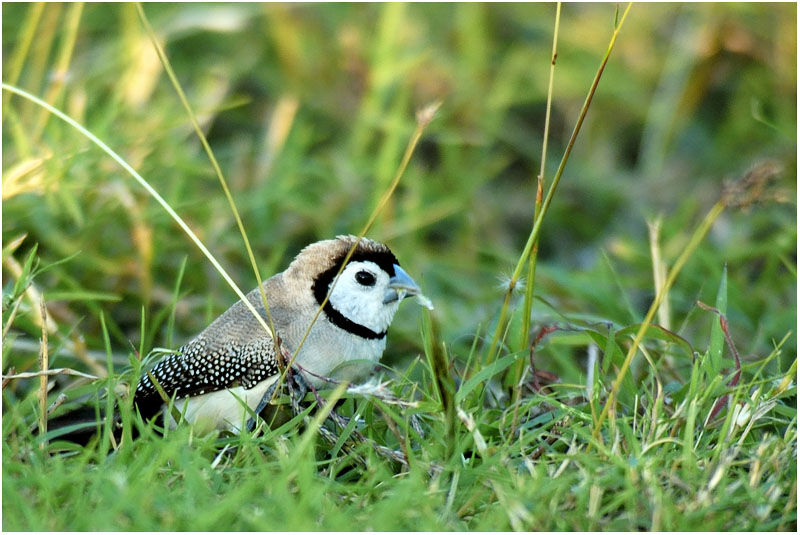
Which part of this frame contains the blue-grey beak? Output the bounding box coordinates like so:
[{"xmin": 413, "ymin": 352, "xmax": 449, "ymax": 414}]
[{"xmin": 383, "ymin": 265, "xmax": 421, "ymax": 304}]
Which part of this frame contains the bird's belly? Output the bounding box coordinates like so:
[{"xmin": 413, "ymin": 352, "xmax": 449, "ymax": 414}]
[{"xmin": 166, "ymin": 375, "xmax": 279, "ymax": 433}]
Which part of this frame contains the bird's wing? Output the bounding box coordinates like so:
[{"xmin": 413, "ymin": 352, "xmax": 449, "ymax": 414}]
[
  {"xmin": 134, "ymin": 275, "xmax": 286, "ymax": 418},
  {"xmin": 133, "ymin": 296, "xmax": 283, "ymax": 420}
]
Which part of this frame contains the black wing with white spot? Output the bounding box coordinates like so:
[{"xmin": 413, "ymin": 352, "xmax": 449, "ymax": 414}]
[{"xmin": 133, "ymin": 336, "xmax": 281, "ymax": 421}]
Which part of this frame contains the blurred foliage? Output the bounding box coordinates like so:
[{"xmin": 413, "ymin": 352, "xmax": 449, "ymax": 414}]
[{"xmin": 2, "ymin": 3, "xmax": 796, "ymax": 531}]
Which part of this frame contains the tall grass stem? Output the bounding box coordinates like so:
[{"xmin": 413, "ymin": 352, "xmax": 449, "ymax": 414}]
[
  {"xmin": 486, "ymin": 2, "xmax": 633, "ymax": 364},
  {"xmin": 135, "ymin": 3, "xmax": 280, "ymax": 347},
  {"xmin": 512, "ymin": 1, "xmax": 562, "ymax": 428},
  {"xmin": 516, "ymin": 1, "xmax": 561, "ymax": 374},
  {"xmin": 37, "ymin": 297, "xmax": 48, "ymax": 449}
]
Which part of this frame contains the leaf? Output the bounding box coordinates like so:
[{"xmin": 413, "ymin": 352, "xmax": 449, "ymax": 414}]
[
  {"xmin": 583, "ymin": 328, "xmax": 625, "ymax": 374},
  {"xmin": 455, "ymin": 353, "xmax": 519, "ymax": 404},
  {"xmin": 41, "ymin": 290, "xmax": 121, "ymax": 302},
  {"xmin": 11, "ymin": 243, "xmax": 38, "ymax": 298},
  {"xmin": 707, "ymin": 265, "xmax": 728, "ymax": 376},
  {"xmin": 615, "ymin": 323, "xmax": 695, "ymax": 359}
]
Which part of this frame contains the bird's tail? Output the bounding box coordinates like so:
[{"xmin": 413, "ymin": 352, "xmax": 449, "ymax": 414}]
[{"xmin": 45, "ymin": 404, "xmax": 123, "ymax": 447}]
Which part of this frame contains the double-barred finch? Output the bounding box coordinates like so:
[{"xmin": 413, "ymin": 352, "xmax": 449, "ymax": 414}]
[{"xmin": 133, "ymin": 235, "xmax": 425, "ymax": 433}]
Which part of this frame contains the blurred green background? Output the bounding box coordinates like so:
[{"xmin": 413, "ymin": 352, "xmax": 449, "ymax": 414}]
[{"xmin": 2, "ymin": 2, "xmax": 796, "ymax": 388}]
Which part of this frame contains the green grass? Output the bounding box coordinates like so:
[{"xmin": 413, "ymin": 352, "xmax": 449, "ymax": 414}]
[{"xmin": 2, "ymin": 2, "xmax": 796, "ymax": 531}]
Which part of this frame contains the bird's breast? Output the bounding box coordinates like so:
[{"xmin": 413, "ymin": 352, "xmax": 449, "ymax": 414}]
[{"xmin": 289, "ymin": 319, "xmax": 387, "ymax": 384}]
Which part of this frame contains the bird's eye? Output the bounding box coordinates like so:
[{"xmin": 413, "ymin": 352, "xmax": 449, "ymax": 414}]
[{"xmin": 355, "ymin": 270, "xmax": 376, "ymax": 287}]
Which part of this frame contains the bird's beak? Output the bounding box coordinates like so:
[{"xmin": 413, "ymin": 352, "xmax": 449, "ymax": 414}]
[{"xmin": 383, "ymin": 265, "xmax": 421, "ymax": 304}]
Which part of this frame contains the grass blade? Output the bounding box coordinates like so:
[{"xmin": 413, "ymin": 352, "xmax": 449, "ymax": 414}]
[{"xmin": 707, "ymin": 265, "xmax": 728, "ymax": 376}]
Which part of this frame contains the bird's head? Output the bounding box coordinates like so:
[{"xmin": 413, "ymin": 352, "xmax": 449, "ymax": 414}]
[{"xmin": 289, "ymin": 235, "xmax": 424, "ymax": 339}]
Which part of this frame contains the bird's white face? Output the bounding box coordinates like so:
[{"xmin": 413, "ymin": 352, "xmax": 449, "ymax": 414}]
[{"xmin": 327, "ymin": 260, "xmax": 401, "ymax": 335}]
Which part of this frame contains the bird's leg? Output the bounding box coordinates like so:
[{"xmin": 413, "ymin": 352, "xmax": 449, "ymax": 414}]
[
  {"xmin": 287, "ymin": 367, "xmax": 309, "ymax": 417},
  {"xmin": 289, "ymin": 365, "xmax": 355, "ymax": 431},
  {"xmin": 283, "ymin": 368, "xmax": 419, "ymax": 471},
  {"xmin": 245, "ymin": 379, "xmax": 281, "ymax": 432},
  {"xmin": 246, "ymin": 366, "xmax": 311, "ymax": 432},
  {"xmin": 410, "ymin": 414, "xmax": 425, "ymax": 439},
  {"xmin": 301, "ymin": 378, "xmax": 412, "ymax": 469}
]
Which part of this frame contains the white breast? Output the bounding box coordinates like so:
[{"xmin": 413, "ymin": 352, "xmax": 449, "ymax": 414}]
[{"xmin": 295, "ymin": 330, "xmax": 386, "ymax": 383}]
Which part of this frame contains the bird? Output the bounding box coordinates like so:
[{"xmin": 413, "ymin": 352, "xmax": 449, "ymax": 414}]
[{"xmin": 128, "ymin": 234, "xmax": 426, "ymax": 434}]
